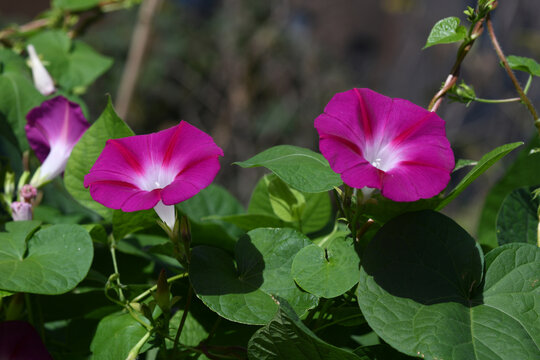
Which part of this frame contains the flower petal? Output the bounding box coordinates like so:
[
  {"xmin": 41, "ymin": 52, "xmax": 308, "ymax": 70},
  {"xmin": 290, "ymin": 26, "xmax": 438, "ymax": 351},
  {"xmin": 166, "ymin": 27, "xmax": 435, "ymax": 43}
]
[
  {"xmin": 161, "ymin": 156, "xmax": 221, "ymax": 205},
  {"xmin": 26, "ymin": 96, "xmax": 89, "ymax": 163},
  {"xmin": 315, "ymin": 88, "xmax": 454, "ymax": 202},
  {"xmin": 85, "ymin": 121, "xmax": 223, "ymax": 212}
]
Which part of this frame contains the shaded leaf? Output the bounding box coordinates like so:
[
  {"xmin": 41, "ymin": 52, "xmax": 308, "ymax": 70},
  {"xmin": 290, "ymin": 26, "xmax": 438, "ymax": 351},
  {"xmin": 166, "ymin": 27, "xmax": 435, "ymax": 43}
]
[
  {"xmin": 357, "ymin": 211, "xmax": 540, "ymax": 360},
  {"xmin": 190, "ymin": 228, "xmax": 318, "ymax": 325},
  {"xmin": 247, "ymin": 301, "xmax": 360, "ymax": 360},
  {"xmin": 496, "ymin": 186, "xmax": 539, "ymax": 246},
  {"xmin": 478, "ymin": 136, "xmax": 540, "ymax": 249}
]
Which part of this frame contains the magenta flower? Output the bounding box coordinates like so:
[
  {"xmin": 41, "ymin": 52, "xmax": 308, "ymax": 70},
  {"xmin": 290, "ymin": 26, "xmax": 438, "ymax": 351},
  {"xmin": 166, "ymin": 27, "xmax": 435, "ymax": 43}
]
[
  {"xmin": 83, "ymin": 121, "xmax": 223, "ymax": 229},
  {"xmin": 315, "ymin": 88, "xmax": 454, "ymax": 202},
  {"xmin": 26, "ymin": 96, "xmax": 90, "ymax": 187}
]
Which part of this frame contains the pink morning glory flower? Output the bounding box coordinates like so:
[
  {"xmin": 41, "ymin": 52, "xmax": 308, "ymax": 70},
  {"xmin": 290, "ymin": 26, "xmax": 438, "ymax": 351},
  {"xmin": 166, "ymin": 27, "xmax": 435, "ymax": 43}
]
[
  {"xmin": 26, "ymin": 96, "xmax": 90, "ymax": 187},
  {"xmin": 83, "ymin": 121, "xmax": 224, "ymax": 229},
  {"xmin": 315, "ymin": 88, "xmax": 454, "ymax": 202},
  {"xmin": 27, "ymin": 44, "xmax": 56, "ymax": 96}
]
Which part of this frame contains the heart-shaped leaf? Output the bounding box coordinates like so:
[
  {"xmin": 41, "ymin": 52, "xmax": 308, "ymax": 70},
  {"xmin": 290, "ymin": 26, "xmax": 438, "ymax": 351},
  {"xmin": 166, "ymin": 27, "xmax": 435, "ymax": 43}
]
[
  {"xmin": 357, "ymin": 211, "xmax": 540, "ymax": 360},
  {"xmin": 247, "ymin": 300, "xmax": 361, "ymax": 360},
  {"xmin": 292, "ymin": 236, "xmax": 360, "ymax": 298},
  {"xmin": 235, "ymin": 145, "xmax": 342, "ymax": 193},
  {"xmin": 424, "ymin": 17, "xmax": 467, "ymax": 49},
  {"xmin": 0, "ymin": 221, "xmax": 93, "ymax": 295},
  {"xmin": 497, "ymin": 186, "xmax": 539, "ymax": 246},
  {"xmin": 190, "ymin": 228, "xmax": 318, "ymax": 325},
  {"xmin": 507, "ymin": 55, "xmax": 540, "ymax": 77}
]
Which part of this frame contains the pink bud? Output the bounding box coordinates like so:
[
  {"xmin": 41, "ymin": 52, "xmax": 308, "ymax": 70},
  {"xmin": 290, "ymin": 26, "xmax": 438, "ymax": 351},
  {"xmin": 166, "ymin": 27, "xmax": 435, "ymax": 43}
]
[
  {"xmin": 20, "ymin": 184, "xmax": 37, "ymax": 203},
  {"xmin": 10, "ymin": 201, "xmax": 33, "ymax": 221}
]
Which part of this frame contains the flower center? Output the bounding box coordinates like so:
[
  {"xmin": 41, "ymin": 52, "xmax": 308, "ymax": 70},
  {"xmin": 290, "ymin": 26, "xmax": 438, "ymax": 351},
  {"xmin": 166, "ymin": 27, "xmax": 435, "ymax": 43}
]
[
  {"xmin": 138, "ymin": 165, "xmax": 177, "ymax": 192},
  {"xmin": 363, "ymin": 142, "xmax": 400, "ymax": 172}
]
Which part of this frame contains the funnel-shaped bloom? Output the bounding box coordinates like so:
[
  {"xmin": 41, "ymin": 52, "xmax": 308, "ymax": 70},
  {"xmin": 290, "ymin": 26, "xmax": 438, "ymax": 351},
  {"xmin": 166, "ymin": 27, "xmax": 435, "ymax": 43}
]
[
  {"xmin": 0, "ymin": 321, "xmax": 53, "ymax": 360},
  {"xmin": 315, "ymin": 88, "xmax": 454, "ymax": 202},
  {"xmin": 27, "ymin": 44, "xmax": 56, "ymax": 96},
  {"xmin": 84, "ymin": 121, "xmax": 223, "ymax": 229},
  {"xmin": 26, "ymin": 96, "xmax": 90, "ymax": 187}
]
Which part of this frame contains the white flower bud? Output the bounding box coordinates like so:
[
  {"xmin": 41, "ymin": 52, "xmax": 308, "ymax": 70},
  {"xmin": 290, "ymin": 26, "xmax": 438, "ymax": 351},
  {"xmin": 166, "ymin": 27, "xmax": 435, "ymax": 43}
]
[{"xmin": 27, "ymin": 44, "xmax": 56, "ymax": 96}]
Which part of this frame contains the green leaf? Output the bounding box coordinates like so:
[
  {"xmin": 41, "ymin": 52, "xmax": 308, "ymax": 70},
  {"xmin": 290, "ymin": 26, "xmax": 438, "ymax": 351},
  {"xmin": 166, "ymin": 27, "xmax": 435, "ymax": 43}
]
[
  {"xmin": 113, "ymin": 209, "xmax": 157, "ymax": 241},
  {"xmin": 90, "ymin": 312, "xmax": 149, "ymax": 360},
  {"xmin": 424, "ymin": 17, "xmax": 468, "ymax": 49},
  {"xmin": 165, "ymin": 310, "xmax": 208, "ymax": 348},
  {"xmin": 0, "ymin": 48, "xmax": 44, "ymax": 151},
  {"xmin": 190, "ymin": 228, "xmax": 318, "ymax": 325},
  {"xmin": 496, "ymin": 186, "xmax": 539, "ymax": 246},
  {"xmin": 454, "ymin": 159, "xmax": 477, "ymax": 172},
  {"xmin": 357, "ymin": 211, "xmax": 540, "ymax": 360},
  {"xmin": 235, "ymin": 145, "xmax": 342, "ymax": 193},
  {"xmin": 28, "ymin": 30, "xmax": 113, "ymax": 92},
  {"xmin": 353, "ymin": 344, "xmax": 418, "ymax": 359},
  {"xmin": 247, "ymin": 300, "xmax": 361, "ymax": 360},
  {"xmin": 436, "ymin": 141, "xmax": 523, "ymax": 210},
  {"xmin": 211, "ymin": 214, "xmax": 287, "ymax": 231},
  {"xmin": 64, "ymin": 97, "xmax": 134, "ymax": 220},
  {"xmin": 0, "ymin": 221, "xmax": 93, "ymax": 294},
  {"xmin": 248, "ymin": 174, "xmax": 331, "ymax": 234},
  {"xmin": 292, "ymin": 237, "xmax": 360, "ymax": 298},
  {"xmin": 178, "ymin": 184, "xmax": 244, "ymax": 251},
  {"xmin": 52, "ymin": 0, "xmax": 101, "ymax": 11},
  {"xmin": 268, "ymin": 175, "xmax": 306, "ymax": 223},
  {"xmin": 478, "ymin": 136, "xmax": 540, "ymax": 249},
  {"xmin": 507, "ymin": 55, "xmax": 540, "ymax": 77}
]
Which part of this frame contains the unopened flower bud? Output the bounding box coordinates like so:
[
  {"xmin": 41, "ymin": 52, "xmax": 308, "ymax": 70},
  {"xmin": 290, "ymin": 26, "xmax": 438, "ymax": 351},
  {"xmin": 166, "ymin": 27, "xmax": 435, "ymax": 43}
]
[
  {"xmin": 27, "ymin": 44, "xmax": 56, "ymax": 96},
  {"xmin": 10, "ymin": 201, "xmax": 33, "ymax": 221},
  {"xmin": 20, "ymin": 184, "xmax": 37, "ymax": 203}
]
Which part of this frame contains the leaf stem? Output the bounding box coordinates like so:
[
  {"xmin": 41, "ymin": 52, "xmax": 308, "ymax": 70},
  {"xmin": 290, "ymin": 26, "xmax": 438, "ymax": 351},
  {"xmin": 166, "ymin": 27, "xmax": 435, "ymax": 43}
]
[
  {"xmin": 108, "ymin": 234, "xmax": 125, "ymax": 303},
  {"xmin": 486, "ymin": 15, "xmax": 540, "ymax": 134},
  {"xmin": 173, "ymin": 284, "xmax": 194, "ymax": 353},
  {"xmin": 126, "ymin": 329, "xmax": 152, "ymax": 360},
  {"xmin": 313, "ymin": 313, "xmax": 365, "ymax": 333},
  {"xmin": 131, "ymin": 273, "xmax": 188, "ymax": 303},
  {"xmin": 428, "ymin": 14, "xmax": 487, "ymax": 112}
]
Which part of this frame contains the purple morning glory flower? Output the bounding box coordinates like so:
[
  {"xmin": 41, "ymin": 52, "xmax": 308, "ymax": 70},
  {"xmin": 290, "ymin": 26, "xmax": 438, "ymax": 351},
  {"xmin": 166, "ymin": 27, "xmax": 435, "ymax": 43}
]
[
  {"xmin": 315, "ymin": 88, "xmax": 454, "ymax": 202},
  {"xmin": 0, "ymin": 321, "xmax": 53, "ymax": 360},
  {"xmin": 84, "ymin": 121, "xmax": 223, "ymax": 228},
  {"xmin": 26, "ymin": 96, "xmax": 90, "ymax": 187}
]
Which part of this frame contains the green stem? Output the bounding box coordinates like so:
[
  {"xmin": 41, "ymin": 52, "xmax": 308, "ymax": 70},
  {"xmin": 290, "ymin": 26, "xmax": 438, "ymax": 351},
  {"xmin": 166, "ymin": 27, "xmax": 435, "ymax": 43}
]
[
  {"xmin": 126, "ymin": 329, "xmax": 152, "ymax": 360},
  {"xmin": 131, "ymin": 273, "xmax": 188, "ymax": 303},
  {"xmin": 173, "ymin": 285, "xmax": 194, "ymax": 353},
  {"xmin": 486, "ymin": 15, "xmax": 540, "ymax": 135},
  {"xmin": 109, "ymin": 234, "xmax": 125, "ymax": 303},
  {"xmin": 473, "ymin": 97, "xmax": 521, "ymax": 104},
  {"xmin": 313, "ymin": 313, "xmax": 365, "ymax": 333},
  {"xmin": 428, "ymin": 14, "xmax": 487, "ymax": 112}
]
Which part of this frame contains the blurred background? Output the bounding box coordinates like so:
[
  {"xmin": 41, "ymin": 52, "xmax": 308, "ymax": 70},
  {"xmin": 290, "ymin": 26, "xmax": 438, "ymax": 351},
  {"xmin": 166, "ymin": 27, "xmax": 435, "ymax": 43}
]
[{"xmin": 1, "ymin": 0, "xmax": 539, "ymax": 234}]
